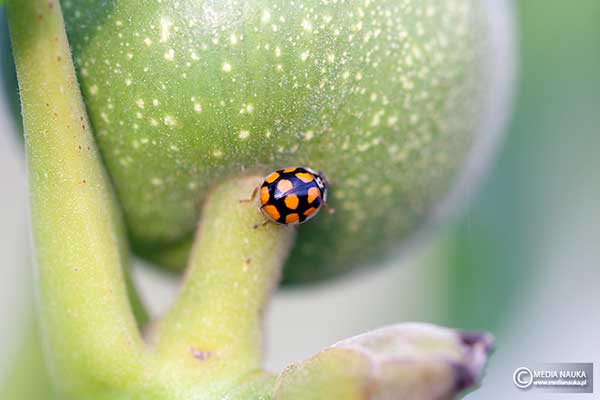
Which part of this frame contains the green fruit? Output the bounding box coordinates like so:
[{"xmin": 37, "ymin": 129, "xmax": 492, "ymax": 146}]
[{"xmin": 60, "ymin": 0, "xmax": 493, "ymax": 282}]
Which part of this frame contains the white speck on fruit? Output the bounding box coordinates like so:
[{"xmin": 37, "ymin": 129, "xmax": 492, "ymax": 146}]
[
  {"xmin": 89, "ymin": 85, "xmax": 98, "ymax": 95},
  {"xmin": 300, "ymin": 50, "xmax": 310, "ymax": 61},
  {"xmin": 222, "ymin": 62, "xmax": 232, "ymax": 72},
  {"xmin": 136, "ymin": 99, "xmax": 145, "ymax": 109},
  {"xmin": 194, "ymin": 103, "xmax": 203, "ymax": 113},
  {"xmin": 301, "ymin": 19, "xmax": 312, "ymax": 32},
  {"xmin": 159, "ymin": 17, "xmax": 172, "ymax": 42},
  {"xmin": 371, "ymin": 110, "xmax": 385, "ymax": 127},
  {"xmin": 144, "ymin": 37, "xmax": 152, "ymax": 46},
  {"xmin": 164, "ymin": 48, "xmax": 175, "ymax": 61},
  {"xmin": 261, "ymin": 10, "xmax": 271, "ymax": 23},
  {"xmin": 164, "ymin": 115, "xmax": 177, "ymax": 126},
  {"xmin": 239, "ymin": 103, "xmax": 254, "ymax": 114},
  {"xmin": 239, "ymin": 130, "xmax": 250, "ymax": 139}
]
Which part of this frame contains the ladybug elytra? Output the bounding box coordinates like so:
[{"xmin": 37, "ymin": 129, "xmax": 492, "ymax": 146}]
[{"xmin": 256, "ymin": 167, "xmax": 329, "ymax": 226}]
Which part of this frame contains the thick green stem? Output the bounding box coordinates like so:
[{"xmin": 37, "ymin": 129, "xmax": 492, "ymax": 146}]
[
  {"xmin": 153, "ymin": 176, "xmax": 296, "ymax": 372},
  {"xmin": 6, "ymin": 0, "xmax": 146, "ymax": 394}
]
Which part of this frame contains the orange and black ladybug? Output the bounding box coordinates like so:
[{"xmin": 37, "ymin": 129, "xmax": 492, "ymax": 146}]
[{"xmin": 256, "ymin": 167, "xmax": 329, "ymax": 226}]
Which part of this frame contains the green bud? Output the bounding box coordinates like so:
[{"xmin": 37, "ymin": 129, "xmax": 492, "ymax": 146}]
[
  {"xmin": 59, "ymin": 0, "xmax": 507, "ymax": 282},
  {"xmin": 275, "ymin": 323, "xmax": 494, "ymax": 399}
]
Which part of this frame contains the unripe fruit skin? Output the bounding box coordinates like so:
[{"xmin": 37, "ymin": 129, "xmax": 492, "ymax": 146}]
[{"xmin": 62, "ymin": 0, "xmax": 488, "ymax": 282}]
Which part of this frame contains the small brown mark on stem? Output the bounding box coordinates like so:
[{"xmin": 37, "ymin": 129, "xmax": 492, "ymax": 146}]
[{"xmin": 190, "ymin": 347, "xmax": 212, "ymax": 361}]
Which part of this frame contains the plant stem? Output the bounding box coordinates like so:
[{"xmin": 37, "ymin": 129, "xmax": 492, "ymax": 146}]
[
  {"xmin": 7, "ymin": 0, "xmax": 296, "ymax": 397},
  {"xmin": 153, "ymin": 176, "xmax": 296, "ymax": 372},
  {"xmin": 6, "ymin": 0, "xmax": 146, "ymax": 393}
]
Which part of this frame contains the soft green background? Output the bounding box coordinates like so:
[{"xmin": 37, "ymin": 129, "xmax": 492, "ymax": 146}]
[{"xmin": 443, "ymin": 0, "xmax": 600, "ymax": 333}]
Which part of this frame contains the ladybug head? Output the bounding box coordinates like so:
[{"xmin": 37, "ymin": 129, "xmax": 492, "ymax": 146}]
[{"xmin": 314, "ymin": 171, "xmax": 329, "ymax": 203}]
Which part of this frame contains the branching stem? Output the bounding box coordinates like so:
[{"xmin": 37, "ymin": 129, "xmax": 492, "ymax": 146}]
[
  {"xmin": 7, "ymin": 2, "xmax": 295, "ymax": 398},
  {"xmin": 153, "ymin": 177, "xmax": 296, "ymax": 372}
]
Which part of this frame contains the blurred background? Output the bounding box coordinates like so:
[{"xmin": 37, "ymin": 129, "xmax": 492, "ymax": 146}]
[{"xmin": 1, "ymin": 0, "xmax": 599, "ymax": 399}]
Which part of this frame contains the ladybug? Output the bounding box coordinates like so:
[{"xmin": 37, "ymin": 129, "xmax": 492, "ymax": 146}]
[{"xmin": 254, "ymin": 167, "xmax": 330, "ymax": 226}]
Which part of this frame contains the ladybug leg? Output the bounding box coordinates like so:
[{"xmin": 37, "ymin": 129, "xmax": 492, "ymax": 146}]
[
  {"xmin": 323, "ymin": 202, "xmax": 336, "ymax": 215},
  {"xmin": 239, "ymin": 185, "xmax": 259, "ymax": 203},
  {"xmin": 253, "ymin": 219, "xmax": 269, "ymax": 229}
]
